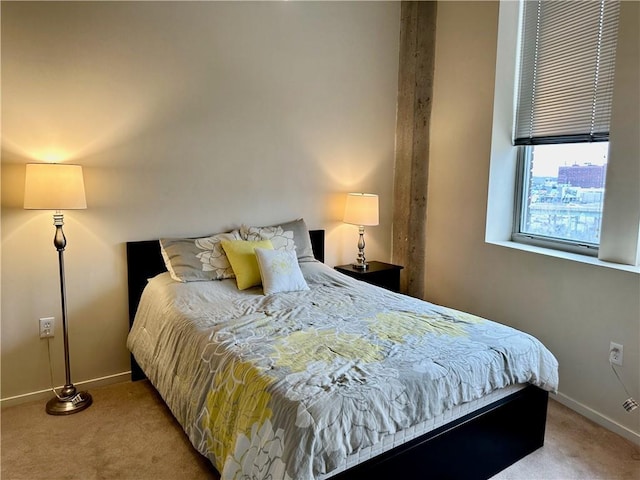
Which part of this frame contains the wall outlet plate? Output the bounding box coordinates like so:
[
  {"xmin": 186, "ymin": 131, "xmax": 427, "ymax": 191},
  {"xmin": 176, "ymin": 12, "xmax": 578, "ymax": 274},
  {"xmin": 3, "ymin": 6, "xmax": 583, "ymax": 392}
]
[
  {"xmin": 609, "ymin": 341, "xmax": 623, "ymax": 366},
  {"xmin": 39, "ymin": 317, "xmax": 55, "ymax": 338}
]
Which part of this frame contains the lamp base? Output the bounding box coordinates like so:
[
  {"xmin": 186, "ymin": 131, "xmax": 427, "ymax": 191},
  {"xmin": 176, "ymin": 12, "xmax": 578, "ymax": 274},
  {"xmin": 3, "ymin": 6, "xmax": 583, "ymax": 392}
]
[
  {"xmin": 46, "ymin": 391, "xmax": 92, "ymax": 415},
  {"xmin": 351, "ymin": 261, "xmax": 369, "ymax": 270},
  {"xmin": 353, "ymin": 226, "xmax": 368, "ymax": 270}
]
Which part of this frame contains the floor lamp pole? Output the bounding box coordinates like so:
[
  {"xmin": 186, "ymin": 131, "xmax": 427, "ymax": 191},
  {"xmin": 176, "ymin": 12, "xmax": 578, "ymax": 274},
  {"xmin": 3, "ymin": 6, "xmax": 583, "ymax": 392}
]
[{"xmin": 45, "ymin": 213, "xmax": 92, "ymax": 415}]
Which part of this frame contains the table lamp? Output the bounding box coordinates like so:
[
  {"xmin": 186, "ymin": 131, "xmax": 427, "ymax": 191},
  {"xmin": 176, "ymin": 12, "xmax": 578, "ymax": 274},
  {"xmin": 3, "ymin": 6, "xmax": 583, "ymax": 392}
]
[{"xmin": 343, "ymin": 192, "xmax": 379, "ymax": 269}]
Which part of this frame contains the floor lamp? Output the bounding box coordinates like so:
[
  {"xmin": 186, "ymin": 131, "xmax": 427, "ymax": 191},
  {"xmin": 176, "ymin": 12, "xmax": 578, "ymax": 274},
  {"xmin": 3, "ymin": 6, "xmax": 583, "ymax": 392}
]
[
  {"xmin": 343, "ymin": 193, "xmax": 379, "ymax": 270},
  {"xmin": 24, "ymin": 163, "xmax": 93, "ymax": 415}
]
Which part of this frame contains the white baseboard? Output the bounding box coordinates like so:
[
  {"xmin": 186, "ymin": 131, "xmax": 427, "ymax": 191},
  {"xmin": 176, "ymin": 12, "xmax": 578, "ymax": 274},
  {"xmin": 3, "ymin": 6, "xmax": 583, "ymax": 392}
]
[
  {"xmin": 553, "ymin": 392, "xmax": 640, "ymax": 446},
  {"xmin": 0, "ymin": 371, "xmax": 131, "ymax": 409}
]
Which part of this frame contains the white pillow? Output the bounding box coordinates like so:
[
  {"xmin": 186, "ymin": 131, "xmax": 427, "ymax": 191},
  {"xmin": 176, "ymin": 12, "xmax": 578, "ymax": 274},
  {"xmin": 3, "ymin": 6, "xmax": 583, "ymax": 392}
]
[{"xmin": 255, "ymin": 248, "xmax": 309, "ymax": 295}]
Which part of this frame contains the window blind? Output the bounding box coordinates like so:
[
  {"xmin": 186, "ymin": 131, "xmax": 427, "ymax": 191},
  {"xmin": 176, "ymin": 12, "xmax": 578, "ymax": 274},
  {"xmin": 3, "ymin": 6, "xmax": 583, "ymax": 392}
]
[{"xmin": 514, "ymin": 0, "xmax": 620, "ymax": 145}]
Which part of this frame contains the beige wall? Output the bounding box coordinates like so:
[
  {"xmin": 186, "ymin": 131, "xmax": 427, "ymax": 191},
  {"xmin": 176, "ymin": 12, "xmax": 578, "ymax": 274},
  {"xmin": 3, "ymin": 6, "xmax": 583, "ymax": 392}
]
[
  {"xmin": 429, "ymin": 1, "xmax": 639, "ymax": 441},
  {"xmin": 1, "ymin": 1, "xmax": 400, "ymax": 400}
]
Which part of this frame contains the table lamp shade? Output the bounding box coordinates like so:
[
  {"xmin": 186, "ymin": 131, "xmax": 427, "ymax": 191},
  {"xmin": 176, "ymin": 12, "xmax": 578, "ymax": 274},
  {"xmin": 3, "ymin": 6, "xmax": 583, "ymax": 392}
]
[
  {"xmin": 343, "ymin": 193, "xmax": 379, "ymax": 226},
  {"xmin": 24, "ymin": 164, "xmax": 87, "ymax": 210}
]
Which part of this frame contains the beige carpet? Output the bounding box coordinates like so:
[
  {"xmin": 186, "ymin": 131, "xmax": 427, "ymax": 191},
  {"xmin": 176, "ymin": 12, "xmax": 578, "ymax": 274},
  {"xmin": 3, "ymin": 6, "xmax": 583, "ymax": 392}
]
[{"xmin": 1, "ymin": 380, "xmax": 638, "ymax": 479}]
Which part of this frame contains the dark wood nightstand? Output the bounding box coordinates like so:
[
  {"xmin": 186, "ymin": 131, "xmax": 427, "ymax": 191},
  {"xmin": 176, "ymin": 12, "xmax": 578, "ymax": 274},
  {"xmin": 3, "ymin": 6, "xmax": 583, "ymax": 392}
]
[{"xmin": 334, "ymin": 261, "xmax": 404, "ymax": 293}]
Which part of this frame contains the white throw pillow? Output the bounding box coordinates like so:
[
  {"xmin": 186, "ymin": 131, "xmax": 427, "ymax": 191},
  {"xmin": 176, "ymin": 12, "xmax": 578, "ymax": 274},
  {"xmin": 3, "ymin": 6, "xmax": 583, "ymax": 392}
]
[{"xmin": 255, "ymin": 248, "xmax": 310, "ymax": 295}]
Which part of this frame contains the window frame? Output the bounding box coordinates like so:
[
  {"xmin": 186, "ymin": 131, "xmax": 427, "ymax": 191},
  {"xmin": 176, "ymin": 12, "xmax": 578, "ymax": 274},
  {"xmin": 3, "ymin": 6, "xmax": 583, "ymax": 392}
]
[
  {"xmin": 509, "ymin": 0, "xmax": 619, "ymax": 257},
  {"xmin": 512, "ymin": 145, "xmax": 601, "ymax": 257},
  {"xmin": 486, "ymin": 0, "xmax": 639, "ymax": 271}
]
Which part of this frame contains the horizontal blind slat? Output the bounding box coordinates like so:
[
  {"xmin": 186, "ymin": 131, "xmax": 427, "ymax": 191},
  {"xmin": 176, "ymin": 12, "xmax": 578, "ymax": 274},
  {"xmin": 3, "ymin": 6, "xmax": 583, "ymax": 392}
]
[{"xmin": 514, "ymin": 0, "xmax": 620, "ymax": 144}]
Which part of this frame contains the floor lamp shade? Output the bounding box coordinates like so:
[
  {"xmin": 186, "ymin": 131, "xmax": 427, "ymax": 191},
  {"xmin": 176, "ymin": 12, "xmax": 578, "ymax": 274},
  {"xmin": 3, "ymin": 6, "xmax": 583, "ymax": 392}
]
[
  {"xmin": 24, "ymin": 163, "xmax": 87, "ymax": 210},
  {"xmin": 23, "ymin": 163, "xmax": 91, "ymax": 415},
  {"xmin": 343, "ymin": 193, "xmax": 379, "ymax": 269}
]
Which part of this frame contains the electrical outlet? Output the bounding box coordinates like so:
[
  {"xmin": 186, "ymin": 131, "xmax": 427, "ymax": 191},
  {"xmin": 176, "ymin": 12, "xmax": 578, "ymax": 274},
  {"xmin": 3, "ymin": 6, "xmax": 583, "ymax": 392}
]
[
  {"xmin": 39, "ymin": 317, "xmax": 55, "ymax": 338},
  {"xmin": 609, "ymin": 341, "xmax": 623, "ymax": 366}
]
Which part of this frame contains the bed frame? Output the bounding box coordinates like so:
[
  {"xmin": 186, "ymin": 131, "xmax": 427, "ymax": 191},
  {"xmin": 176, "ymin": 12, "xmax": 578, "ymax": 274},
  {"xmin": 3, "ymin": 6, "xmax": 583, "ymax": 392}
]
[{"xmin": 126, "ymin": 229, "xmax": 548, "ymax": 479}]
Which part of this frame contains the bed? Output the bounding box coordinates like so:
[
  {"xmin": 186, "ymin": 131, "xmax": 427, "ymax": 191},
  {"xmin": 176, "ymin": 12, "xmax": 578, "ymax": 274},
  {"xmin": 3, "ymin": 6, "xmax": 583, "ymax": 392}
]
[{"xmin": 126, "ymin": 227, "xmax": 558, "ymax": 480}]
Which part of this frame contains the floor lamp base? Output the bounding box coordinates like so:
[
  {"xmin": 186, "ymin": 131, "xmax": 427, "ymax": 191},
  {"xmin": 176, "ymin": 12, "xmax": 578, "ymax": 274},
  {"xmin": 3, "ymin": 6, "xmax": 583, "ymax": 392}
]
[{"xmin": 46, "ymin": 391, "xmax": 92, "ymax": 415}]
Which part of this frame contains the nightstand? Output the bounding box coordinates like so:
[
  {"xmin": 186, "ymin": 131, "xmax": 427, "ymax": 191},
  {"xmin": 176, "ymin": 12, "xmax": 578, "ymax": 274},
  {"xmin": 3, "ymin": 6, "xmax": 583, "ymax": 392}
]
[{"xmin": 334, "ymin": 261, "xmax": 404, "ymax": 293}]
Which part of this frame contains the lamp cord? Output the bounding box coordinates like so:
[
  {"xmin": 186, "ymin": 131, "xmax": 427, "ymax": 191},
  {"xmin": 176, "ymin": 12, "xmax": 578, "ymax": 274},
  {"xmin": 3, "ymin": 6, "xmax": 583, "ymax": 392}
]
[
  {"xmin": 610, "ymin": 360, "xmax": 638, "ymax": 413},
  {"xmin": 610, "ymin": 361, "xmax": 633, "ymax": 398},
  {"xmin": 46, "ymin": 337, "xmax": 65, "ymax": 400}
]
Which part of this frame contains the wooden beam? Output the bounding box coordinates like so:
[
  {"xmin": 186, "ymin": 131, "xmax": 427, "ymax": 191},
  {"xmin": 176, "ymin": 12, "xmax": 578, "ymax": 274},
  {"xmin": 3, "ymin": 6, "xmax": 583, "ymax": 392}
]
[{"xmin": 392, "ymin": 1, "xmax": 437, "ymax": 298}]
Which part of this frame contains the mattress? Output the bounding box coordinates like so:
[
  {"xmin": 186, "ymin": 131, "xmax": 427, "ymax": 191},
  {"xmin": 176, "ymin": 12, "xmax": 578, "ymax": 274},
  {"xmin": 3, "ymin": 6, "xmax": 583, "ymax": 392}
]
[
  {"xmin": 319, "ymin": 381, "xmax": 526, "ymax": 478},
  {"xmin": 127, "ymin": 261, "xmax": 558, "ymax": 480}
]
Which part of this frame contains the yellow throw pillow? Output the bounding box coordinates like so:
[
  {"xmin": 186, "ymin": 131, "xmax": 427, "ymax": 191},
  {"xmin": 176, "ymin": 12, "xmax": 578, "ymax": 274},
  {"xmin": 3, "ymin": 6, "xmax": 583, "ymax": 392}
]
[{"xmin": 221, "ymin": 239, "xmax": 274, "ymax": 290}]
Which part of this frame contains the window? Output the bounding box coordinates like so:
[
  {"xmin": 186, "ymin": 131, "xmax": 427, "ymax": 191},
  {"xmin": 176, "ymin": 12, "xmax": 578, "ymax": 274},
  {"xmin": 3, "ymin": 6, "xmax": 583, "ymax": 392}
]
[
  {"xmin": 512, "ymin": 0, "xmax": 620, "ymax": 255},
  {"xmin": 487, "ymin": 0, "xmax": 639, "ymax": 269},
  {"xmin": 515, "ymin": 143, "xmax": 608, "ymax": 251}
]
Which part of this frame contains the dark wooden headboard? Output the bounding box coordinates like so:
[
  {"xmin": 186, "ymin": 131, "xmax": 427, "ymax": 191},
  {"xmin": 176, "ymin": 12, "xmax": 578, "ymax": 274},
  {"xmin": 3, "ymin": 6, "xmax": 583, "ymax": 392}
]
[{"xmin": 125, "ymin": 229, "xmax": 325, "ymax": 380}]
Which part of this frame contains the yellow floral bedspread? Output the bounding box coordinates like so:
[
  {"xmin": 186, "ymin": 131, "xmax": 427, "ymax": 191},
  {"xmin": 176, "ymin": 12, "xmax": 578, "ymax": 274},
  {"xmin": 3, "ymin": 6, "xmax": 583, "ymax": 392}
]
[{"xmin": 127, "ymin": 262, "xmax": 558, "ymax": 480}]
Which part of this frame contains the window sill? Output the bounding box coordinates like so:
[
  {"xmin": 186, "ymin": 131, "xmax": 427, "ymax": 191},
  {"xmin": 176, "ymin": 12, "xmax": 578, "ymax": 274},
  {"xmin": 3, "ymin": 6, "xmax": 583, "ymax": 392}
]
[{"xmin": 487, "ymin": 240, "xmax": 640, "ymax": 274}]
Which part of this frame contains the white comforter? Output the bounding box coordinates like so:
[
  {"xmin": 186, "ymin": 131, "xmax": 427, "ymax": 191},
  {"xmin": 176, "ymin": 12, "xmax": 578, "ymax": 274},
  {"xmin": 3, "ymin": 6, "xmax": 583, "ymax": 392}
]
[{"xmin": 127, "ymin": 261, "xmax": 558, "ymax": 480}]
